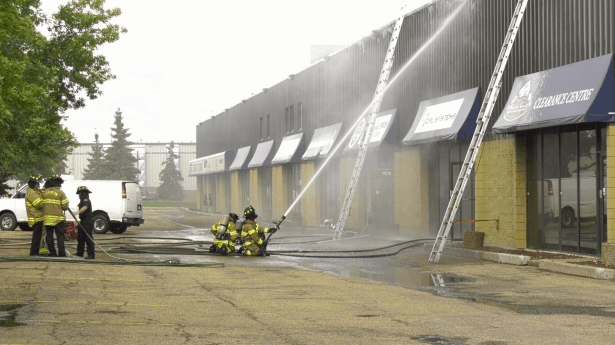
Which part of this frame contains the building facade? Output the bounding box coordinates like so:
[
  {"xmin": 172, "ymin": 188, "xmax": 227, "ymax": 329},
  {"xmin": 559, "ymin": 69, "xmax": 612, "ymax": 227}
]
[{"xmin": 194, "ymin": 0, "xmax": 615, "ymax": 258}]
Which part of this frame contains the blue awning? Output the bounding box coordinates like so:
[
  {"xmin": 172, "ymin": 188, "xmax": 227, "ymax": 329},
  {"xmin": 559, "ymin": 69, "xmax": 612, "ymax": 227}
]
[
  {"xmin": 247, "ymin": 140, "xmax": 275, "ymax": 168},
  {"xmin": 344, "ymin": 109, "xmax": 397, "ymax": 153},
  {"xmin": 188, "ymin": 151, "xmax": 233, "ymax": 176},
  {"xmin": 402, "ymin": 88, "xmax": 481, "ymax": 145},
  {"xmin": 493, "ymin": 54, "xmax": 614, "ymax": 133},
  {"xmin": 302, "ymin": 123, "xmax": 342, "ymax": 160},
  {"xmin": 229, "ymin": 146, "xmax": 252, "ymax": 171},
  {"xmin": 271, "ymin": 133, "xmax": 304, "ymax": 165}
]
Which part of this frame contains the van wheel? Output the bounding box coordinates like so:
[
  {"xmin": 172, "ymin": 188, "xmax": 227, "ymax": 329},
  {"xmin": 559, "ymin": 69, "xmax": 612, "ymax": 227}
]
[
  {"xmin": 18, "ymin": 223, "xmax": 32, "ymax": 231},
  {"xmin": 110, "ymin": 224, "xmax": 128, "ymax": 234},
  {"xmin": 561, "ymin": 208, "xmax": 575, "ymax": 228},
  {"xmin": 0, "ymin": 213, "xmax": 17, "ymax": 231},
  {"xmin": 92, "ymin": 215, "xmax": 110, "ymax": 234}
]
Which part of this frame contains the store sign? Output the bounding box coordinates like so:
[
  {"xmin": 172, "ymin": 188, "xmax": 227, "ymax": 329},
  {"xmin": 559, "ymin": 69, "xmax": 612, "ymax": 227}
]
[
  {"xmin": 189, "ymin": 153, "xmax": 225, "ymax": 176},
  {"xmin": 415, "ymin": 98, "xmax": 464, "ymax": 133},
  {"xmin": 345, "ymin": 110, "xmax": 395, "ymax": 152}
]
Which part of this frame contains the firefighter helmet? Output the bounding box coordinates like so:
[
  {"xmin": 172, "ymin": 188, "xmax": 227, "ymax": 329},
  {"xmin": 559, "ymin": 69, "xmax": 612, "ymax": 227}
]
[
  {"xmin": 76, "ymin": 186, "xmax": 92, "ymax": 194},
  {"xmin": 244, "ymin": 205, "xmax": 257, "ymax": 220},
  {"xmin": 28, "ymin": 174, "xmax": 42, "ymax": 183},
  {"xmin": 229, "ymin": 213, "xmax": 239, "ymax": 223},
  {"xmin": 47, "ymin": 174, "xmax": 63, "ymax": 183}
]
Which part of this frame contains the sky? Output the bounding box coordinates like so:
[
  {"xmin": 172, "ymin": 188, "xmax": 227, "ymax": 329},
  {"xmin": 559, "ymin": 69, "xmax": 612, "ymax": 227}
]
[{"xmin": 40, "ymin": 0, "xmax": 431, "ymax": 144}]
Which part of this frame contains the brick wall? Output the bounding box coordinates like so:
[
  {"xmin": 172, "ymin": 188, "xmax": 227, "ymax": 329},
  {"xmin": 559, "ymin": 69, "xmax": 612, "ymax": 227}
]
[
  {"xmin": 475, "ymin": 137, "xmax": 526, "ymax": 248},
  {"xmin": 606, "ymin": 124, "xmax": 615, "ymax": 244},
  {"xmin": 301, "ymin": 161, "xmax": 320, "ymax": 227},
  {"xmin": 394, "ymin": 147, "xmax": 430, "ymax": 236},
  {"xmin": 272, "ymin": 166, "xmax": 286, "ymax": 222}
]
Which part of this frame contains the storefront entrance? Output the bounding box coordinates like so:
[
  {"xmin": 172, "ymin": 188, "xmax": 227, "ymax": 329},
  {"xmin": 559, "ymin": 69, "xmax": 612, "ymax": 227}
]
[{"xmin": 526, "ymin": 125, "xmax": 605, "ymax": 255}]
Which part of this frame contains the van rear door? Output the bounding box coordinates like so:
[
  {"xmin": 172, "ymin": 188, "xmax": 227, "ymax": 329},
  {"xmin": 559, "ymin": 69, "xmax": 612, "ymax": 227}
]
[{"xmin": 123, "ymin": 182, "xmax": 144, "ymax": 225}]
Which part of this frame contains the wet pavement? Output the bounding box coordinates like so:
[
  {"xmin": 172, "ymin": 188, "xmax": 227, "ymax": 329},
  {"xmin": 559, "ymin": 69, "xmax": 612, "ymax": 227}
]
[{"xmin": 1, "ymin": 207, "xmax": 614, "ymax": 344}]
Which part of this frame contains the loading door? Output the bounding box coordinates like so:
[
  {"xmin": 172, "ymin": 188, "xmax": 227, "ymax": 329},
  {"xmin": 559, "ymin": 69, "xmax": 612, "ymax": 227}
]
[{"xmin": 372, "ymin": 169, "xmax": 394, "ymax": 230}]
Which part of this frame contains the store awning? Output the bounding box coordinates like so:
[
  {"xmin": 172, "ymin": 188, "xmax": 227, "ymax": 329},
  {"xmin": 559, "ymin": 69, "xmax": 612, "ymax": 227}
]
[
  {"xmin": 188, "ymin": 151, "xmax": 233, "ymax": 176},
  {"xmin": 493, "ymin": 53, "xmax": 615, "ymax": 133},
  {"xmin": 229, "ymin": 146, "xmax": 252, "ymax": 171},
  {"xmin": 271, "ymin": 133, "xmax": 304, "ymax": 165},
  {"xmin": 402, "ymin": 87, "xmax": 481, "ymax": 145},
  {"xmin": 302, "ymin": 123, "xmax": 342, "ymax": 160},
  {"xmin": 247, "ymin": 140, "xmax": 275, "ymax": 168},
  {"xmin": 344, "ymin": 109, "xmax": 397, "ymax": 153}
]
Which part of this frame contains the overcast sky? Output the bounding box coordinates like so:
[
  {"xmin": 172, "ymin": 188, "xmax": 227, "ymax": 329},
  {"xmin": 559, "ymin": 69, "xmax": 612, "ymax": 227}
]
[{"xmin": 41, "ymin": 0, "xmax": 431, "ymax": 144}]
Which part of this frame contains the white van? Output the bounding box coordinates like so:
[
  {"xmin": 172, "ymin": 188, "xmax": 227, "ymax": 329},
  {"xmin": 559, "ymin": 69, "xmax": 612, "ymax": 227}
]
[{"xmin": 0, "ymin": 179, "xmax": 144, "ymax": 234}]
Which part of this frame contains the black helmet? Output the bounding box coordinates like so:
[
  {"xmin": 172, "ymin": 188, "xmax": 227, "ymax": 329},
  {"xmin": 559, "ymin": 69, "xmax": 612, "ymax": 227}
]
[
  {"xmin": 28, "ymin": 174, "xmax": 42, "ymax": 183},
  {"xmin": 243, "ymin": 205, "xmax": 257, "ymax": 220},
  {"xmin": 76, "ymin": 186, "xmax": 92, "ymax": 194},
  {"xmin": 47, "ymin": 174, "xmax": 64, "ymax": 184},
  {"xmin": 229, "ymin": 213, "xmax": 239, "ymax": 223}
]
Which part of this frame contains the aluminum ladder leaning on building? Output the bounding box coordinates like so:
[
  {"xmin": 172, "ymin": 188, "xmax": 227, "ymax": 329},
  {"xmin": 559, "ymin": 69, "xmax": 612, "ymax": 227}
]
[
  {"xmin": 429, "ymin": 0, "xmax": 529, "ymax": 263},
  {"xmin": 332, "ymin": 8, "xmax": 406, "ymax": 240}
]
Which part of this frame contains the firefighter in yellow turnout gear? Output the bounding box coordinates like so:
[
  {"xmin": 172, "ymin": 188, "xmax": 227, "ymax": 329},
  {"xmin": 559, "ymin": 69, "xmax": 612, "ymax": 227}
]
[
  {"xmin": 240, "ymin": 205, "xmax": 277, "ymax": 256},
  {"xmin": 209, "ymin": 213, "xmax": 239, "ymax": 255},
  {"xmin": 26, "ymin": 175, "xmax": 44, "ymax": 256},
  {"xmin": 43, "ymin": 175, "xmax": 69, "ymax": 257}
]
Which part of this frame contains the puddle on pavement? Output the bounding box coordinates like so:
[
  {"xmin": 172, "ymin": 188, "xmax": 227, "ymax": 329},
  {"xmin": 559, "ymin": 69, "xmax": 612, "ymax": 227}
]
[
  {"xmin": 0, "ymin": 304, "xmax": 26, "ymax": 327},
  {"xmin": 346, "ymin": 268, "xmax": 472, "ymax": 289},
  {"xmin": 414, "ymin": 335, "xmax": 466, "ymax": 344}
]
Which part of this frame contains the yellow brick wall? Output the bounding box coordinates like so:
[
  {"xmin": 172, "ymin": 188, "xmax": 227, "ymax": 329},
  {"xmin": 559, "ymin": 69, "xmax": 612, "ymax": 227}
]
[
  {"xmin": 301, "ymin": 161, "xmax": 320, "ymax": 227},
  {"xmin": 475, "ymin": 137, "xmax": 526, "ymax": 248},
  {"xmin": 339, "ymin": 157, "xmax": 365, "ymax": 229},
  {"xmin": 231, "ymin": 171, "xmax": 241, "ymax": 214},
  {"xmin": 272, "ymin": 166, "xmax": 286, "ymax": 221},
  {"xmin": 249, "ymin": 169, "xmax": 262, "ymax": 213},
  {"xmin": 394, "ymin": 147, "xmax": 430, "ymax": 236},
  {"xmin": 215, "ymin": 174, "xmax": 226, "ymax": 213},
  {"xmin": 607, "ymin": 125, "xmax": 615, "ymax": 244}
]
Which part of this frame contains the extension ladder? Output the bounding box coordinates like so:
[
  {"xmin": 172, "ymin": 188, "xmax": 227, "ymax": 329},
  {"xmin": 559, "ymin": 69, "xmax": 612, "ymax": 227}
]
[
  {"xmin": 429, "ymin": 0, "xmax": 529, "ymax": 263},
  {"xmin": 333, "ymin": 8, "xmax": 406, "ymax": 240}
]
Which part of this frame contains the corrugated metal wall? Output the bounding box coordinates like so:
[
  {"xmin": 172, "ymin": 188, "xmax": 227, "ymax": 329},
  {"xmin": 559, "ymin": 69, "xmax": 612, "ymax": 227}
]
[{"xmin": 197, "ymin": 0, "xmax": 614, "ymax": 156}]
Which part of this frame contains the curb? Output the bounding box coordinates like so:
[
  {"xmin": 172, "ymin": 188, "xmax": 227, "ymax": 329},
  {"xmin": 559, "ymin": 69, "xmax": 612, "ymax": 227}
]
[
  {"xmin": 443, "ymin": 246, "xmax": 530, "ymax": 266},
  {"xmin": 538, "ymin": 260, "xmax": 615, "ymax": 280}
]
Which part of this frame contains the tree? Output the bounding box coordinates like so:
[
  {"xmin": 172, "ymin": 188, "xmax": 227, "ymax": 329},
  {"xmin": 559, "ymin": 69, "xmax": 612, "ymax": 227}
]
[
  {"xmin": 0, "ymin": 0, "xmax": 125, "ymax": 179},
  {"xmin": 0, "ymin": 172, "xmax": 12, "ymax": 196},
  {"xmin": 100, "ymin": 108, "xmax": 140, "ymax": 181},
  {"xmin": 82, "ymin": 133, "xmax": 106, "ymax": 179},
  {"xmin": 158, "ymin": 142, "xmax": 184, "ymax": 201}
]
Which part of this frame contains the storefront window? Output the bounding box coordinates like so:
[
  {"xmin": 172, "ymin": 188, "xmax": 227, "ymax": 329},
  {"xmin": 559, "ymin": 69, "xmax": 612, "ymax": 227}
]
[{"xmin": 579, "ymin": 129, "xmax": 597, "ymax": 254}]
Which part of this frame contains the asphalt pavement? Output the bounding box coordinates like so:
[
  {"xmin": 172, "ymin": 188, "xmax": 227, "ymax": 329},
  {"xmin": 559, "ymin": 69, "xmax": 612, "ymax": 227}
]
[{"xmin": 1, "ymin": 207, "xmax": 614, "ymax": 344}]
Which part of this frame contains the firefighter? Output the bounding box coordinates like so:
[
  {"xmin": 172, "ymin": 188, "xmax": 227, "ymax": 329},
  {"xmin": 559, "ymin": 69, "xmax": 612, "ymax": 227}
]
[
  {"xmin": 240, "ymin": 205, "xmax": 277, "ymax": 256},
  {"xmin": 75, "ymin": 186, "xmax": 95, "ymax": 259},
  {"xmin": 209, "ymin": 213, "xmax": 239, "ymax": 255},
  {"xmin": 43, "ymin": 174, "xmax": 69, "ymax": 257},
  {"xmin": 26, "ymin": 175, "xmax": 44, "ymax": 256}
]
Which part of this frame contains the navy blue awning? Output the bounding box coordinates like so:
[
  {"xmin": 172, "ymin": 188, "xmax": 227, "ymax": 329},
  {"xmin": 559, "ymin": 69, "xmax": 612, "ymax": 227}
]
[
  {"xmin": 229, "ymin": 146, "xmax": 252, "ymax": 171},
  {"xmin": 247, "ymin": 140, "xmax": 275, "ymax": 168},
  {"xmin": 271, "ymin": 133, "xmax": 304, "ymax": 165},
  {"xmin": 493, "ymin": 54, "xmax": 614, "ymax": 133},
  {"xmin": 344, "ymin": 109, "xmax": 397, "ymax": 153},
  {"xmin": 403, "ymin": 88, "xmax": 481, "ymax": 145},
  {"xmin": 302, "ymin": 123, "xmax": 342, "ymax": 160}
]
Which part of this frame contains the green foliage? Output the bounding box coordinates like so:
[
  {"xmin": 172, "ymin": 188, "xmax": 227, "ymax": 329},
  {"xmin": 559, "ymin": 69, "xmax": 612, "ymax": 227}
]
[
  {"xmin": 82, "ymin": 132, "xmax": 105, "ymax": 179},
  {"xmin": 0, "ymin": 0, "xmax": 125, "ymax": 179},
  {"xmin": 158, "ymin": 142, "xmax": 184, "ymax": 201},
  {"xmin": 100, "ymin": 108, "xmax": 140, "ymax": 181},
  {"xmin": 0, "ymin": 172, "xmax": 12, "ymax": 196}
]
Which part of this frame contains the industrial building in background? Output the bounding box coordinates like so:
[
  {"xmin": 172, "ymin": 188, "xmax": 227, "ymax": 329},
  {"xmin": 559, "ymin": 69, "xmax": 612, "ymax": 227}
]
[
  {"xmin": 195, "ymin": 0, "xmax": 614, "ymax": 261},
  {"xmin": 4, "ymin": 143, "xmax": 198, "ymax": 201}
]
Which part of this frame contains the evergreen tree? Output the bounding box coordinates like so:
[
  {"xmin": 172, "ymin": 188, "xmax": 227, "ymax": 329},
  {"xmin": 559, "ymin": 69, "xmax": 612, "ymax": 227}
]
[
  {"xmin": 158, "ymin": 142, "xmax": 184, "ymax": 200},
  {"xmin": 101, "ymin": 108, "xmax": 140, "ymax": 181},
  {"xmin": 0, "ymin": 172, "xmax": 12, "ymax": 196},
  {"xmin": 83, "ymin": 133, "xmax": 106, "ymax": 180}
]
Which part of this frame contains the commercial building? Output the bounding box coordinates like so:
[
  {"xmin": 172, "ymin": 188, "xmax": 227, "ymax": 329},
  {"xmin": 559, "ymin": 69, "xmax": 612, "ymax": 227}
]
[{"xmin": 194, "ymin": 0, "xmax": 615, "ymax": 258}]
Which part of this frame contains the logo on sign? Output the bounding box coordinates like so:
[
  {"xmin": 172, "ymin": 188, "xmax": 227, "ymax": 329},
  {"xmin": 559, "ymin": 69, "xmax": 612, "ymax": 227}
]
[
  {"xmin": 503, "ymin": 80, "xmax": 532, "ymax": 121},
  {"xmin": 348, "ymin": 118, "xmax": 366, "ymax": 149},
  {"xmin": 415, "ymin": 99, "xmax": 464, "ymax": 134}
]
